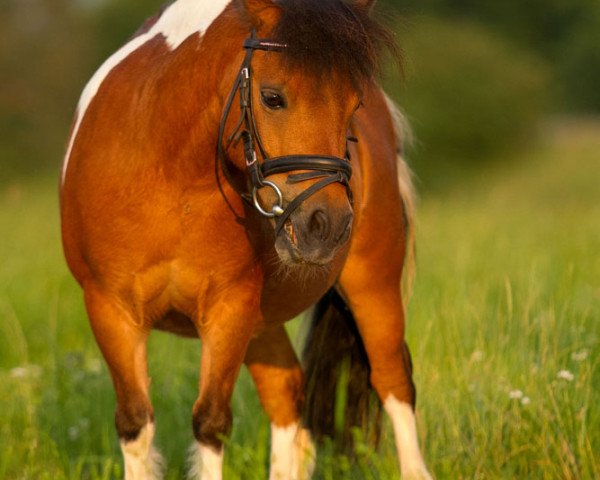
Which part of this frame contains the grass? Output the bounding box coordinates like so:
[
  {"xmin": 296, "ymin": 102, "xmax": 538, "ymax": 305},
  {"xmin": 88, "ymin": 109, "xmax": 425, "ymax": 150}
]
[{"xmin": 0, "ymin": 120, "xmax": 598, "ymax": 479}]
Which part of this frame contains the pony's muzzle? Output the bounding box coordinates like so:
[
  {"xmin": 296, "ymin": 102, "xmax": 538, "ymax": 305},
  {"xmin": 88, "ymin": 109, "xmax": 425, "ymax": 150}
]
[{"xmin": 291, "ymin": 206, "xmax": 353, "ymax": 264}]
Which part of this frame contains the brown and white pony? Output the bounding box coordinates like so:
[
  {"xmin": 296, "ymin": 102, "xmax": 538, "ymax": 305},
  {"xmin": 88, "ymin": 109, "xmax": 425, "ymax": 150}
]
[{"xmin": 60, "ymin": 0, "xmax": 432, "ymax": 478}]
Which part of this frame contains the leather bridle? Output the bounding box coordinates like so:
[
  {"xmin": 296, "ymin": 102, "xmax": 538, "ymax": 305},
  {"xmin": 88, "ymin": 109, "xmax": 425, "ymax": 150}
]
[{"xmin": 217, "ymin": 31, "xmax": 353, "ymax": 234}]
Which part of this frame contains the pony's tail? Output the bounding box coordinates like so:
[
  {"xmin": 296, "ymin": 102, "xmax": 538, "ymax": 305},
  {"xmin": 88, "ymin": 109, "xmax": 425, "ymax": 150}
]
[
  {"xmin": 301, "ymin": 289, "xmax": 382, "ymax": 451},
  {"xmin": 382, "ymin": 92, "xmax": 417, "ymax": 305}
]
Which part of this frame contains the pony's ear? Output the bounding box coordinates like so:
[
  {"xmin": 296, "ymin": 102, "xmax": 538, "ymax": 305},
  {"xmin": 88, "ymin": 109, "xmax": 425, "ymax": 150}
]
[
  {"xmin": 354, "ymin": 0, "xmax": 377, "ymax": 13},
  {"xmin": 237, "ymin": 0, "xmax": 279, "ymax": 29}
]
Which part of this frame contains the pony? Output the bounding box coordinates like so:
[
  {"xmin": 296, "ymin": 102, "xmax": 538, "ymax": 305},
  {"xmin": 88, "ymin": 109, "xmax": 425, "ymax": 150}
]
[{"xmin": 60, "ymin": 0, "xmax": 432, "ymax": 478}]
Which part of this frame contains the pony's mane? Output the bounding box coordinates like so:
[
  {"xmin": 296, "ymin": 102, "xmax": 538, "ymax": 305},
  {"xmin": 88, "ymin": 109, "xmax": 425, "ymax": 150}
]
[{"xmin": 270, "ymin": 0, "xmax": 399, "ymax": 82}]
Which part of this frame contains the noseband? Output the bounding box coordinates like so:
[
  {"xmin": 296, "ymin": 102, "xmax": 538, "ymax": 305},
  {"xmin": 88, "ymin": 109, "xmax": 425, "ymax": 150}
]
[{"xmin": 217, "ymin": 32, "xmax": 353, "ymax": 234}]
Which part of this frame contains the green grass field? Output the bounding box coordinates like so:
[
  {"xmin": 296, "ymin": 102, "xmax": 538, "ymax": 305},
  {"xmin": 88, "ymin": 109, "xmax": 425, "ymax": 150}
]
[{"xmin": 0, "ymin": 120, "xmax": 598, "ymax": 479}]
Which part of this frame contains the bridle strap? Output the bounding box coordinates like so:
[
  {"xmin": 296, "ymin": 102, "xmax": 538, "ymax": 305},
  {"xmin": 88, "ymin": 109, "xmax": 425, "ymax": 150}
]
[
  {"xmin": 274, "ymin": 173, "xmax": 348, "ymax": 234},
  {"xmin": 216, "ymin": 31, "xmax": 353, "ymax": 226},
  {"xmin": 261, "ymin": 155, "xmax": 352, "ymax": 178}
]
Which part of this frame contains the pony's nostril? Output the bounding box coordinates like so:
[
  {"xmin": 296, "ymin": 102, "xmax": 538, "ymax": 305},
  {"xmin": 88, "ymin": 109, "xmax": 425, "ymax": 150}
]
[
  {"xmin": 309, "ymin": 209, "xmax": 330, "ymax": 241},
  {"xmin": 335, "ymin": 212, "xmax": 353, "ymax": 244}
]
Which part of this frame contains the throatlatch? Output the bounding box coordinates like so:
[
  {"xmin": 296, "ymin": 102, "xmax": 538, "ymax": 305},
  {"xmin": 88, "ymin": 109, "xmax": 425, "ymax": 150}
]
[{"xmin": 217, "ymin": 31, "xmax": 353, "ymax": 234}]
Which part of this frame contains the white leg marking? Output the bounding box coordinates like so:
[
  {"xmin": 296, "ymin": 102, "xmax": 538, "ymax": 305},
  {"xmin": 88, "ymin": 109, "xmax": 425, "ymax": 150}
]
[
  {"xmin": 61, "ymin": 0, "xmax": 231, "ymax": 183},
  {"xmin": 384, "ymin": 395, "xmax": 433, "ymax": 480},
  {"xmin": 188, "ymin": 443, "xmax": 224, "ymax": 480},
  {"xmin": 270, "ymin": 422, "xmax": 316, "ymax": 480},
  {"xmin": 120, "ymin": 422, "xmax": 164, "ymax": 480}
]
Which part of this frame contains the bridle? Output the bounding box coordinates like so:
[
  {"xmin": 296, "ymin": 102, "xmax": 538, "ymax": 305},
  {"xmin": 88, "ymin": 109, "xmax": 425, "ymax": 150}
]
[{"xmin": 217, "ymin": 31, "xmax": 353, "ymax": 234}]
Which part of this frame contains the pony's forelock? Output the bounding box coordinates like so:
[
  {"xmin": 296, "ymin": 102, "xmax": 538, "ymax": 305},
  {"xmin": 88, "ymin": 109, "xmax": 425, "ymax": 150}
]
[{"xmin": 268, "ymin": 0, "xmax": 399, "ymax": 82}]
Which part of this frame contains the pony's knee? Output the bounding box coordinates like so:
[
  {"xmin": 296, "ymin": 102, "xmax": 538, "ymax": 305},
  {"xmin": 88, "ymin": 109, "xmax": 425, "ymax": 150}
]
[{"xmin": 192, "ymin": 398, "xmax": 232, "ymax": 448}]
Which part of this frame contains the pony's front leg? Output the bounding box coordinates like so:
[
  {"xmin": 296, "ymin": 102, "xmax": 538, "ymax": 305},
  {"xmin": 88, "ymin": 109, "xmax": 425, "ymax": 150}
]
[
  {"xmin": 245, "ymin": 325, "xmax": 316, "ymax": 480},
  {"xmin": 188, "ymin": 292, "xmax": 259, "ymax": 480},
  {"xmin": 84, "ymin": 286, "xmax": 163, "ymax": 480},
  {"xmin": 338, "ymin": 273, "xmax": 432, "ymax": 480}
]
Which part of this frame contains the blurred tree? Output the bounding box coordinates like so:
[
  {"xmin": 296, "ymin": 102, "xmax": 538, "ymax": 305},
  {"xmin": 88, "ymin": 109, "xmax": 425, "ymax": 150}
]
[
  {"xmin": 556, "ymin": 9, "xmax": 600, "ymax": 112},
  {"xmin": 88, "ymin": 0, "xmax": 165, "ymax": 61},
  {"xmin": 381, "ymin": 0, "xmax": 600, "ymax": 112},
  {"xmin": 1, "ymin": 0, "xmax": 597, "ymax": 182},
  {"xmin": 382, "ymin": 0, "xmax": 597, "ymax": 54},
  {"xmin": 0, "ymin": 0, "xmax": 163, "ymax": 180},
  {"xmin": 385, "ymin": 17, "xmax": 550, "ymax": 188},
  {"xmin": 0, "ymin": 0, "xmax": 93, "ymax": 178}
]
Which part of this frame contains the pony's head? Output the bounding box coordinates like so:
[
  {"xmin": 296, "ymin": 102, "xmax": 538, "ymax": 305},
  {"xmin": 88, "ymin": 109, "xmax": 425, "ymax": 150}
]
[{"xmin": 218, "ymin": 0, "xmax": 396, "ymax": 266}]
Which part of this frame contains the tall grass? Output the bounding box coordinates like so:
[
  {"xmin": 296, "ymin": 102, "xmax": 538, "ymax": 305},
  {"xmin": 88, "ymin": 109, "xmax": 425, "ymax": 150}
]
[{"xmin": 0, "ymin": 121, "xmax": 598, "ymax": 479}]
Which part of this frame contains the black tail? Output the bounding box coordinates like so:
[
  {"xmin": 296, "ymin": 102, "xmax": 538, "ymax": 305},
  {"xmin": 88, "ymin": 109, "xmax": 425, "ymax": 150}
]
[{"xmin": 301, "ymin": 289, "xmax": 382, "ymax": 451}]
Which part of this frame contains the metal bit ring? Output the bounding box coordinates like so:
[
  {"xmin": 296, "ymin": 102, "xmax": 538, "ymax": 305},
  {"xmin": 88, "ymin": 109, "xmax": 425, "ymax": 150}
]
[{"xmin": 252, "ymin": 181, "xmax": 284, "ymax": 217}]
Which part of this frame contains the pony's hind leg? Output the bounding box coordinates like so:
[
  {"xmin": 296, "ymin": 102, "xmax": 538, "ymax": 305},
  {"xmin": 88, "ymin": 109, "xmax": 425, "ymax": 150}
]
[
  {"xmin": 84, "ymin": 286, "xmax": 163, "ymax": 480},
  {"xmin": 245, "ymin": 325, "xmax": 316, "ymax": 480},
  {"xmin": 337, "ymin": 274, "xmax": 432, "ymax": 480}
]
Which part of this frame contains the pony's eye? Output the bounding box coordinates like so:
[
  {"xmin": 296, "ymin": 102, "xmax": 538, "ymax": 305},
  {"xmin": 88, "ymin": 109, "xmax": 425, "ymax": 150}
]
[{"xmin": 260, "ymin": 90, "xmax": 286, "ymax": 109}]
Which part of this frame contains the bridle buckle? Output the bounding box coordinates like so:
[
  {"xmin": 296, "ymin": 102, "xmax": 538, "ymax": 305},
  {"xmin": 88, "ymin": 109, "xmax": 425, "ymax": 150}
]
[{"xmin": 246, "ymin": 150, "xmax": 257, "ymax": 167}]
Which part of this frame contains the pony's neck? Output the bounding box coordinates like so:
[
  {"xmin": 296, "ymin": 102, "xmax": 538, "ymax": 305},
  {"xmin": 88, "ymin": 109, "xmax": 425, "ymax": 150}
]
[{"xmin": 142, "ymin": 4, "xmax": 249, "ymax": 182}]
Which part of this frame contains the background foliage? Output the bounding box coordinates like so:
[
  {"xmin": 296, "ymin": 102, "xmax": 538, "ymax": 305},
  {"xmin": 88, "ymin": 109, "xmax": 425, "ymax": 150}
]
[
  {"xmin": 1, "ymin": 0, "xmax": 599, "ymax": 182},
  {"xmin": 384, "ymin": 17, "xmax": 550, "ymax": 186}
]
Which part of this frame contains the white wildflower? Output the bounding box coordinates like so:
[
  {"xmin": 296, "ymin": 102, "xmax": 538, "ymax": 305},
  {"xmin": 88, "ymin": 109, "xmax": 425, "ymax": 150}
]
[
  {"xmin": 470, "ymin": 350, "xmax": 484, "ymax": 362},
  {"xmin": 10, "ymin": 367, "xmax": 28, "ymax": 378},
  {"xmin": 68, "ymin": 426, "xmax": 80, "ymax": 440},
  {"xmin": 9, "ymin": 364, "xmax": 42, "ymax": 379},
  {"xmin": 521, "ymin": 396, "xmax": 531, "ymax": 406},
  {"xmin": 509, "ymin": 389, "xmax": 523, "ymax": 399},
  {"xmin": 86, "ymin": 358, "xmax": 102, "ymax": 374},
  {"xmin": 557, "ymin": 370, "xmax": 574, "ymax": 382},
  {"xmin": 571, "ymin": 350, "xmax": 588, "ymax": 362}
]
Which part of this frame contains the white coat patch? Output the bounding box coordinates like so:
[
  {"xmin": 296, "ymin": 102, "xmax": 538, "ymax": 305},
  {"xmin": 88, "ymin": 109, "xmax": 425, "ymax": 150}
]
[
  {"xmin": 188, "ymin": 442, "xmax": 224, "ymax": 480},
  {"xmin": 120, "ymin": 422, "xmax": 164, "ymax": 480},
  {"xmin": 61, "ymin": 0, "xmax": 231, "ymax": 183},
  {"xmin": 384, "ymin": 395, "xmax": 432, "ymax": 480},
  {"xmin": 270, "ymin": 422, "xmax": 316, "ymax": 480}
]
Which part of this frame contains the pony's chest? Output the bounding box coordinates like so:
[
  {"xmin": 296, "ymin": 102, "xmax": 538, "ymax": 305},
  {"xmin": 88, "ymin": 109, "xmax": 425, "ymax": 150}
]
[{"xmin": 259, "ymin": 264, "xmax": 345, "ymax": 324}]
